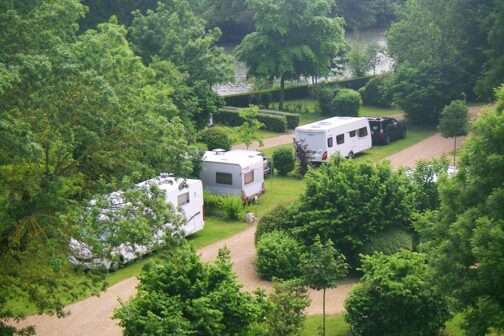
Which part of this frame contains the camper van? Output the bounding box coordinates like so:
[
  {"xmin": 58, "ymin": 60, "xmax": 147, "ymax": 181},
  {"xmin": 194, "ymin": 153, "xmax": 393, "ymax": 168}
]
[
  {"xmin": 294, "ymin": 117, "xmax": 372, "ymax": 163},
  {"xmin": 69, "ymin": 174, "xmax": 205, "ymax": 270},
  {"xmin": 200, "ymin": 149, "xmax": 265, "ymax": 202}
]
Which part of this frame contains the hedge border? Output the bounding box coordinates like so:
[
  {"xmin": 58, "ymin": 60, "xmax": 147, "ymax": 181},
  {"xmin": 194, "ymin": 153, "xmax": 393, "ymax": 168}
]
[{"xmin": 223, "ymin": 76, "xmax": 374, "ymax": 107}]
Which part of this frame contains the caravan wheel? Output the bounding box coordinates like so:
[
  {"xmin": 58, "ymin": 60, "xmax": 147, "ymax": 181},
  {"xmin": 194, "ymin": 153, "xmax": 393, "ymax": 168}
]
[{"xmin": 348, "ymin": 151, "xmax": 355, "ymax": 159}]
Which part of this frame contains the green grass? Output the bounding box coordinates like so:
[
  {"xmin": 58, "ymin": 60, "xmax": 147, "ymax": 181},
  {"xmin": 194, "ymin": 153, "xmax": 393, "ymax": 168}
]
[
  {"xmin": 355, "ymin": 127, "xmax": 436, "ymax": 162},
  {"xmin": 302, "ymin": 314, "xmax": 472, "ymax": 336},
  {"xmin": 215, "ymin": 124, "xmax": 281, "ymax": 143},
  {"xmin": 302, "ymin": 315, "xmax": 350, "ymax": 336},
  {"xmin": 249, "ymin": 176, "xmax": 305, "ymax": 217}
]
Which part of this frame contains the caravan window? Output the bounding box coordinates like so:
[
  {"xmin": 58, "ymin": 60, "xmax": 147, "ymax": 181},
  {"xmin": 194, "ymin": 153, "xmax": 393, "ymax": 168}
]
[
  {"xmin": 327, "ymin": 137, "xmax": 334, "ymax": 148},
  {"xmin": 336, "ymin": 134, "xmax": 345, "ymax": 145},
  {"xmin": 178, "ymin": 192, "xmax": 190, "ymax": 206},
  {"xmin": 349, "ymin": 130, "xmax": 357, "ymax": 138},
  {"xmin": 358, "ymin": 127, "xmax": 368, "ymax": 137},
  {"xmin": 216, "ymin": 172, "xmax": 233, "ymax": 185},
  {"xmin": 244, "ymin": 170, "xmax": 255, "ymax": 185}
]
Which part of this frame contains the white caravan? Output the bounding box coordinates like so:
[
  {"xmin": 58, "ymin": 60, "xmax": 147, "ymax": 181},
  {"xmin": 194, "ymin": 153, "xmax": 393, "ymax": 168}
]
[
  {"xmin": 294, "ymin": 117, "xmax": 372, "ymax": 163},
  {"xmin": 200, "ymin": 149, "xmax": 265, "ymax": 202},
  {"xmin": 69, "ymin": 174, "xmax": 205, "ymax": 270}
]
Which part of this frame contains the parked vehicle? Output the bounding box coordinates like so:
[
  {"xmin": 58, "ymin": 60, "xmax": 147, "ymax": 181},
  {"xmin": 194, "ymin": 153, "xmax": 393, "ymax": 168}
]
[
  {"xmin": 69, "ymin": 174, "xmax": 205, "ymax": 270},
  {"xmin": 200, "ymin": 149, "xmax": 265, "ymax": 202},
  {"xmin": 368, "ymin": 117, "xmax": 407, "ymax": 145},
  {"xmin": 294, "ymin": 117, "xmax": 372, "ymax": 163}
]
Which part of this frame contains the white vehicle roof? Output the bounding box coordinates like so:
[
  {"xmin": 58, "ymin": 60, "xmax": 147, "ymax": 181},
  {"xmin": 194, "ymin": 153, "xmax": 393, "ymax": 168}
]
[
  {"xmin": 296, "ymin": 117, "xmax": 369, "ymax": 132},
  {"xmin": 202, "ymin": 150, "xmax": 263, "ymax": 168}
]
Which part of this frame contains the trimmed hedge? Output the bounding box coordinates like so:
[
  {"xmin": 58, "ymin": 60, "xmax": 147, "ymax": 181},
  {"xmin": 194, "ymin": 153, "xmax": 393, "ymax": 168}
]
[
  {"xmin": 359, "ymin": 76, "xmax": 393, "ymax": 108},
  {"xmin": 332, "ymin": 89, "xmax": 362, "ymax": 117},
  {"xmin": 224, "ymin": 76, "xmax": 374, "ymax": 107},
  {"xmin": 272, "ymin": 148, "xmax": 295, "ymax": 176},
  {"xmin": 215, "ymin": 108, "xmax": 287, "ymax": 132},
  {"xmin": 223, "ymin": 106, "xmax": 300, "ymax": 129},
  {"xmin": 260, "ymin": 109, "xmax": 300, "ymax": 129}
]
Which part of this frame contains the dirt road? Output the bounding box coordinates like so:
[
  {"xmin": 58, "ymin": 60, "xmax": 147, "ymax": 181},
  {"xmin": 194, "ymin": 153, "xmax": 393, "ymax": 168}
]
[{"xmin": 14, "ymin": 106, "xmax": 488, "ymax": 335}]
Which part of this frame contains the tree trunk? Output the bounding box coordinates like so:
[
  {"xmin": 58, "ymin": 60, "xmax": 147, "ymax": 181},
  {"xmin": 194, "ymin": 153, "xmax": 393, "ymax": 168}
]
[
  {"xmin": 453, "ymin": 136, "xmax": 457, "ymax": 166},
  {"xmin": 279, "ymin": 75, "xmax": 285, "ymax": 110},
  {"xmin": 322, "ymin": 288, "xmax": 326, "ymax": 336}
]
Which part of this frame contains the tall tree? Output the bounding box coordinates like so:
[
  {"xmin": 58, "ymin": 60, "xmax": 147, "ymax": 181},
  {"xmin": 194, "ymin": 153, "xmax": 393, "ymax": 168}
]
[
  {"xmin": 235, "ymin": 106, "xmax": 264, "ymax": 149},
  {"xmin": 438, "ymin": 100, "xmax": 468, "ymax": 165},
  {"xmin": 416, "ymin": 86, "xmax": 504, "ymax": 335},
  {"xmin": 302, "ymin": 236, "xmax": 348, "ymax": 336},
  {"xmin": 236, "ymin": 0, "xmax": 346, "ymax": 109}
]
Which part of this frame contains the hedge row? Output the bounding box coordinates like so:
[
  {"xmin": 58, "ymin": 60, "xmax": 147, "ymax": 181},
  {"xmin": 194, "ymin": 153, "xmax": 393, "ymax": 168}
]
[
  {"xmin": 215, "ymin": 108, "xmax": 287, "ymax": 132},
  {"xmin": 223, "ymin": 106, "xmax": 300, "ymax": 129},
  {"xmin": 224, "ymin": 76, "xmax": 374, "ymax": 107}
]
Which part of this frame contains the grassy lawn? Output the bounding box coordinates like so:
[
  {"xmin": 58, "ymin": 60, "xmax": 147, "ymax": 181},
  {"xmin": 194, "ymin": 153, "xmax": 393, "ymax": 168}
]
[
  {"xmin": 302, "ymin": 315, "xmax": 350, "ymax": 336},
  {"xmin": 303, "ymin": 314, "xmax": 468, "ymax": 336}
]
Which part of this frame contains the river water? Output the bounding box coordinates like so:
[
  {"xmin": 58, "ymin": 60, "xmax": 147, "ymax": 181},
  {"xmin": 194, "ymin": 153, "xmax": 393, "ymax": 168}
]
[{"xmin": 214, "ymin": 29, "xmax": 394, "ymax": 96}]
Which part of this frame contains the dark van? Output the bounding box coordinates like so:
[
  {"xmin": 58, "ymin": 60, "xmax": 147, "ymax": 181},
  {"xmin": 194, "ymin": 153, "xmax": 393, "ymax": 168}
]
[{"xmin": 368, "ymin": 117, "xmax": 407, "ymax": 145}]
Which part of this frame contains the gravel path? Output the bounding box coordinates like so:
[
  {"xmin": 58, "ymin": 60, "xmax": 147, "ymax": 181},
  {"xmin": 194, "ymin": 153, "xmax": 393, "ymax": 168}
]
[{"xmin": 13, "ymin": 106, "xmax": 488, "ymax": 335}]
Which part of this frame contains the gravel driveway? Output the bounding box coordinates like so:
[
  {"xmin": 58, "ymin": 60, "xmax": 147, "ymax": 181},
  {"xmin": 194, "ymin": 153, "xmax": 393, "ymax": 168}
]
[{"xmin": 13, "ymin": 106, "xmax": 488, "ymax": 336}]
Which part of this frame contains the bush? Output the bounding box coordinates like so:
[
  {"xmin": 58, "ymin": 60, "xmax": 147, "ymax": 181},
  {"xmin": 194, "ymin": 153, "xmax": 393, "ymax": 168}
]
[
  {"xmin": 358, "ymin": 76, "xmax": 393, "ymax": 108},
  {"xmin": 331, "ymin": 89, "xmax": 361, "ymax": 117},
  {"xmin": 204, "ymin": 193, "xmax": 244, "ymax": 220},
  {"xmin": 272, "ymin": 148, "xmax": 295, "ymax": 176},
  {"xmin": 198, "ymin": 127, "xmax": 232, "ymax": 151},
  {"xmin": 345, "ymin": 251, "xmax": 448, "ymax": 336},
  {"xmin": 221, "ymin": 196, "xmax": 244, "ymax": 220},
  {"xmin": 359, "ymin": 228, "xmax": 413, "ymax": 257},
  {"xmin": 256, "ymin": 231, "xmax": 305, "ymax": 281},
  {"xmin": 255, "ymin": 206, "xmax": 293, "ymax": 243},
  {"xmin": 214, "ymin": 108, "xmax": 244, "ymax": 126},
  {"xmin": 317, "ymin": 87, "xmax": 336, "ymax": 116},
  {"xmin": 287, "ymin": 158, "xmax": 416, "ymax": 267}
]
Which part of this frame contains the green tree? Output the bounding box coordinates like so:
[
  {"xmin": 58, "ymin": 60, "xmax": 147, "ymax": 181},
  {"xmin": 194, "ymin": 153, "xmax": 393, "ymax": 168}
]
[
  {"xmin": 345, "ymin": 251, "xmax": 448, "ymax": 336},
  {"xmin": 438, "ymin": 100, "xmax": 469, "ymax": 165},
  {"xmin": 236, "ymin": 0, "xmax": 346, "ymax": 109},
  {"xmin": 416, "ymin": 86, "xmax": 504, "ymax": 335},
  {"xmin": 129, "ymin": 0, "xmax": 233, "ymax": 128},
  {"xmin": 236, "ymin": 106, "xmax": 264, "ymax": 149},
  {"xmin": 347, "ymin": 42, "xmax": 382, "ymax": 77},
  {"xmin": 302, "ymin": 236, "xmax": 348, "ymax": 336},
  {"xmin": 115, "ymin": 244, "xmax": 267, "ymax": 335}
]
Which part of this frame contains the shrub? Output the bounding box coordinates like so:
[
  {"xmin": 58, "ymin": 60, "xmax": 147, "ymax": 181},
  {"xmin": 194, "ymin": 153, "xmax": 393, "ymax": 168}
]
[
  {"xmin": 317, "ymin": 87, "xmax": 336, "ymax": 116},
  {"xmin": 255, "ymin": 206, "xmax": 293, "ymax": 243},
  {"xmin": 198, "ymin": 127, "xmax": 232, "ymax": 151},
  {"xmin": 331, "ymin": 89, "xmax": 361, "ymax": 117},
  {"xmin": 221, "ymin": 196, "xmax": 244, "ymax": 220},
  {"xmin": 204, "ymin": 193, "xmax": 244, "ymax": 220},
  {"xmin": 256, "ymin": 231, "xmax": 305, "ymax": 281},
  {"xmin": 214, "ymin": 108, "xmax": 244, "ymax": 126},
  {"xmin": 288, "ymin": 158, "xmax": 416, "ymax": 267},
  {"xmin": 272, "ymin": 148, "xmax": 295, "ymax": 176},
  {"xmin": 345, "ymin": 251, "xmax": 448, "ymax": 336},
  {"xmin": 358, "ymin": 76, "xmax": 393, "ymax": 108},
  {"xmin": 359, "ymin": 228, "xmax": 413, "ymax": 257},
  {"xmin": 261, "ymin": 109, "xmax": 299, "ymax": 129}
]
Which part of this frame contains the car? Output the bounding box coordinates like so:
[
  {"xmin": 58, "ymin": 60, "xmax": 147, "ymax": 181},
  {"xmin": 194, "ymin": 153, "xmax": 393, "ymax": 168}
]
[{"xmin": 368, "ymin": 117, "xmax": 407, "ymax": 145}]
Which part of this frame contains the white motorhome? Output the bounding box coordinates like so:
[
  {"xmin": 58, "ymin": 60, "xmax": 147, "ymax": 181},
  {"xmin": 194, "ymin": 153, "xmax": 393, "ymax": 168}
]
[
  {"xmin": 200, "ymin": 149, "xmax": 265, "ymax": 202},
  {"xmin": 69, "ymin": 174, "xmax": 205, "ymax": 270},
  {"xmin": 294, "ymin": 117, "xmax": 372, "ymax": 163}
]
